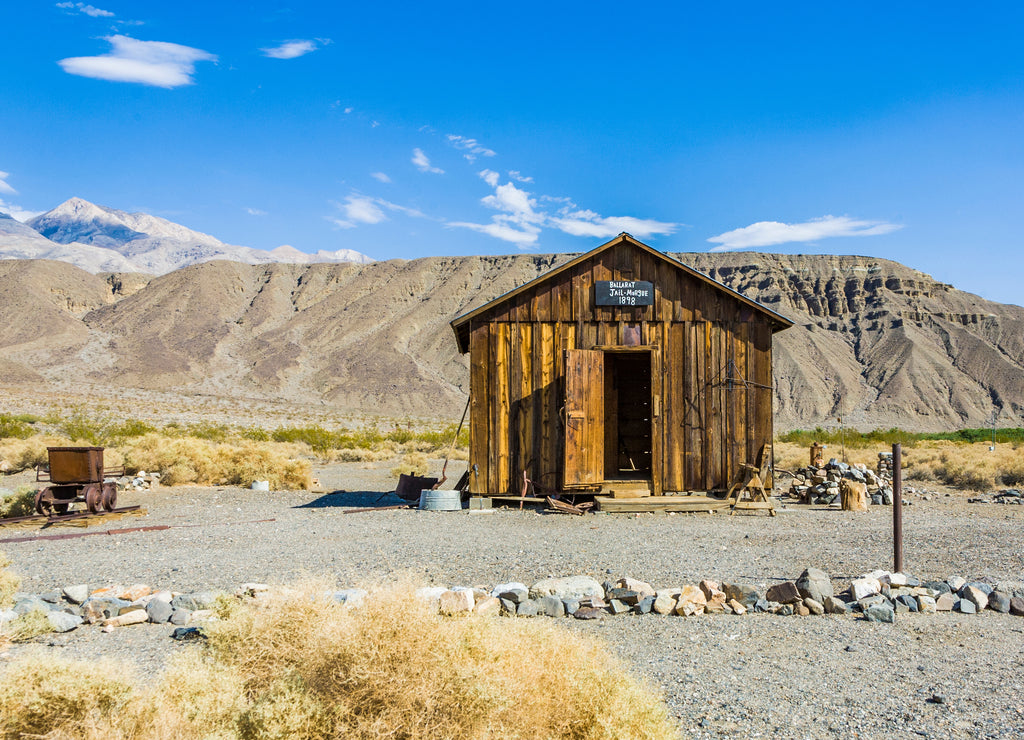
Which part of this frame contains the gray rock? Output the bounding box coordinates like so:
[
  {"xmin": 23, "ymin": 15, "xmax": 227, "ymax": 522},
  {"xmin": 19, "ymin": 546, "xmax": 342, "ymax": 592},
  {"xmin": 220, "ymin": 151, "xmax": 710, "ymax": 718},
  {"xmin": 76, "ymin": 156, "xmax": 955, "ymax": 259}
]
[
  {"xmin": 189, "ymin": 591, "xmax": 223, "ymax": 610},
  {"xmin": 635, "ymin": 595, "xmax": 655, "ymax": 614},
  {"xmin": 775, "ymin": 604, "xmax": 794, "ymax": 616},
  {"xmin": 562, "ymin": 598, "xmax": 580, "ymax": 616},
  {"xmin": 1009, "ymin": 597, "xmax": 1024, "ymax": 616},
  {"xmin": 924, "ymin": 580, "xmax": 951, "ymax": 594},
  {"xmin": 935, "ymin": 593, "xmax": 957, "ymax": 611},
  {"xmin": 516, "ymin": 600, "xmax": 541, "ymax": 617},
  {"xmin": 170, "ymin": 594, "xmax": 200, "ymax": 611},
  {"xmin": 988, "ymin": 592, "xmax": 1011, "ymax": 613},
  {"xmin": 573, "ymin": 606, "xmax": 605, "ymax": 620},
  {"xmin": 171, "ymin": 627, "xmax": 206, "ymax": 641},
  {"xmin": 169, "ymin": 608, "xmax": 191, "ymax": 625},
  {"xmin": 498, "ymin": 598, "xmax": 517, "ymax": 616},
  {"xmin": 946, "ymin": 576, "xmax": 967, "ymax": 592},
  {"xmin": 608, "ymin": 598, "xmax": 631, "ymax": 615},
  {"xmin": 47, "ymin": 611, "xmax": 83, "ymax": 632},
  {"xmin": 497, "ymin": 587, "xmax": 529, "ymax": 604},
  {"xmin": 956, "ymin": 599, "xmax": 977, "ymax": 614},
  {"xmin": 865, "ymin": 604, "xmax": 896, "ymax": 623},
  {"xmin": 62, "ymin": 585, "xmax": 90, "ymax": 605},
  {"xmin": 896, "ymin": 594, "xmax": 919, "ymax": 612},
  {"xmin": 0, "ymin": 608, "xmax": 17, "ymax": 624},
  {"xmin": 880, "ymin": 488, "xmax": 894, "ymax": 505},
  {"xmin": 147, "ymin": 599, "xmax": 174, "ymax": 623},
  {"xmin": 538, "ymin": 595, "xmax": 565, "ymax": 617},
  {"xmin": 14, "ymin": 597, "xmax": 51, "ymax": 615},
  {"xmin": 796, "ymin": 568, "xmax": 833, "ymax": 604},
  {"xmin": 606, "ymin": 588, "xmax": 640, "ymax": 604},
  {"xmin": 723, "ymin": 584, "xmax": 759, "ymax": 609},
  {"xmin": 893, "ymin": 601, "xmax": 910, "ymax": 614},
  {"xmin": 754, "ymin": 599, "xmax": 775, "ymax": 613},
  {"xmin": 39, "ymin": 590, "xmax": 63, "ymax": 604},
  {"xmin": 967, "ymin": 581, "xmax": 994, "ymax": 596},
  {"xmin": 529, "ymin": 575, "xmax": 604, "ymax": 601},
  {"xmin": 959, "ymin": 585, "xmax": 989, "ymax": 611}
]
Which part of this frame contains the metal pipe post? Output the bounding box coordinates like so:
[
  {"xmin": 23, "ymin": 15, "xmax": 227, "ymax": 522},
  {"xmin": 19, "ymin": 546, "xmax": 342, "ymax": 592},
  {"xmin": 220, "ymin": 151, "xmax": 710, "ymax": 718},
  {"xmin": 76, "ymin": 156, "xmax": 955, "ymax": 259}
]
[{"xmin": 893, "ymin": 443, "xmax": 903, "ymax": 574}]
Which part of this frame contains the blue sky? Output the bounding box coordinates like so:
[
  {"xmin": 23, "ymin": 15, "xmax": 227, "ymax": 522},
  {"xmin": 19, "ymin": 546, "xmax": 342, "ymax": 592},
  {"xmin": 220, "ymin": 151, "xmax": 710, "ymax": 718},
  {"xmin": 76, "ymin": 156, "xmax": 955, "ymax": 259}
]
[{"xmin": 1, "ymin": 2, "xmax": 1022, "ymax": 306}]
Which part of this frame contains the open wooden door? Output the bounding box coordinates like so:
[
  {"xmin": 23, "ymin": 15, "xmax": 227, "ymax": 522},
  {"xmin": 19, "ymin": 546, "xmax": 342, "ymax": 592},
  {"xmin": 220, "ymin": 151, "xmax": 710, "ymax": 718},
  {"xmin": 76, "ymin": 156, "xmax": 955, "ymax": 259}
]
[{"xmin": 563, "ymin": 349, "xmax": 604, "ymax": 487}]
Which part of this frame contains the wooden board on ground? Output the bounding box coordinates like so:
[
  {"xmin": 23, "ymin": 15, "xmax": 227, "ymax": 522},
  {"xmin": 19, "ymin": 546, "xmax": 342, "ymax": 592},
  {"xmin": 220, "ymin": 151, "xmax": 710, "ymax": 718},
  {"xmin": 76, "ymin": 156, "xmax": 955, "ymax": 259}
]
[
  {"xmin": 0, "ymin": 507, "xmax": 147, "ymax": 530},
  {"xmin": 594, "ymin": 496, "xmax": 729, "ymax": 513}
]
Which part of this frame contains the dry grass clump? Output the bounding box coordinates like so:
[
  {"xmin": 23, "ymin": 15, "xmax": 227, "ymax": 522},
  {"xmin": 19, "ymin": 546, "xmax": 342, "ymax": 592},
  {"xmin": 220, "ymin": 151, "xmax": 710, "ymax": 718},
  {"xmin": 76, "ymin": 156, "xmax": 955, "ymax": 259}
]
[
  {"xmin": 0, "ymin": 435, "xmax": 69, "ymax": 473},
  {"xmin": 775, "ymin": 438, "xmax": 1024, "ymax": 491},
  {"xmin": 390, "ymin": 451, "xmax": 430, "ymax": 478},
  {"xmin": 0, "ymin": 551, "xmax": 20, "ymax": 608},
  {"xmin": 121, "ymin": 434, "xmax": 312, "ymax": 489},
  {"xmin": 0, "ymin": 583, "xmax": 678, "ymax": 740},
  {"xmin": 0, "ymin": 655, "xmax": 134, "ymax": 739},
  {"xmin": 6, "ymin": 609, "xmax": 54, "ymax": 643},
  {"xmin": 904, "ymin": 441, "xmax": 1024, "ymax": 490},
  {"xmin": 0, "ymin": 486, "xmax": 36, "ymax": 519}
]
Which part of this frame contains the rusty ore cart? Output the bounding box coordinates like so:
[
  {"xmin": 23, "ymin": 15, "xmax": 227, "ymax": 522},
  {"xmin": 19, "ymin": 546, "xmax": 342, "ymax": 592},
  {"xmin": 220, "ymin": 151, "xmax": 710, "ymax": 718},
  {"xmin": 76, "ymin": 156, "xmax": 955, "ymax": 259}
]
[{"xmin": 35, "ymin": 446, "xmax": 124, "ymax": 516}]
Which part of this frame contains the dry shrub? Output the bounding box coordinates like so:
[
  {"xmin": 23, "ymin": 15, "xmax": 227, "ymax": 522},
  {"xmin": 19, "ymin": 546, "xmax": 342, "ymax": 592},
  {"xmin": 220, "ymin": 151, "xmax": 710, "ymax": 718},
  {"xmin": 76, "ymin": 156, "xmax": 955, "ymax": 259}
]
[
  {"xmin": 329, "ymin": 447, "xmax": 395, "ymax": 463},
  {"xmin": 7, "ymin": 609, "xmax": 54, "ymax": 642},
  {"xmin": 390, "ymin": 451, "xmax": 430, "ymax": 478},
  {"xmin": 0, "ymin": 486, "xmax": 36, "ymax": 519},
  {"xmin": 0, "ymin": 583, "xmax": 678, "ymax": 740},
  {"xmin": 121, "ymin": 434, "xmax": 312, "ymax": 489},
  {"xmin": 0, "ymin": 551, "xmax": 19, "ymax": 608},
  {"xmin": 0, "ymin": 435, "xmax": 69, "ymax": 473},
  {"xmin": 201, "ymin": 583, "xmax": 677, "ymax": 739},
  {"xmin": 0, "ymin": 654, "xmax": 134, "ymax": 739}
]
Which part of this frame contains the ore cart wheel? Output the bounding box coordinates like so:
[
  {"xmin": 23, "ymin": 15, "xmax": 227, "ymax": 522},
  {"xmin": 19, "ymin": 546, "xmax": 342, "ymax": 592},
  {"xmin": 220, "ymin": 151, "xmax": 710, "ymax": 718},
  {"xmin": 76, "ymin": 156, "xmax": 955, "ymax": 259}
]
[
  {"xmin": 84, "ymin": 484, "xmax": 102, "ymax": 514},
  {"xmin": 101, "ymin": 482, "xmax": 118, "ymax": 512},
  {"xmin": 35, "ymin": 487, "xmax": 52, "ymax": 516}
]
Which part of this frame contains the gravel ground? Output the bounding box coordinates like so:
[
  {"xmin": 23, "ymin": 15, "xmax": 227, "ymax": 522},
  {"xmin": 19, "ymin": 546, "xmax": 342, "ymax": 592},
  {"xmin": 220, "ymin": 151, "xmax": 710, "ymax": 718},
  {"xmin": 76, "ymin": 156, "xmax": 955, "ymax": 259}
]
[{"xmin": 3, "ymin": 458, "xmax": 1024, "ymax": 738}]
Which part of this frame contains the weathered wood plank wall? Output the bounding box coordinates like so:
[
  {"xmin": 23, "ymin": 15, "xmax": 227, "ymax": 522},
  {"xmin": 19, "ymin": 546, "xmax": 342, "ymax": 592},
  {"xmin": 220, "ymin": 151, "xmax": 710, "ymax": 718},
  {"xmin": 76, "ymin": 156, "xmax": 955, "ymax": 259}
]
[{"xmin": 465, "ymin": 243, "xmax": 776, "ymax": 495}]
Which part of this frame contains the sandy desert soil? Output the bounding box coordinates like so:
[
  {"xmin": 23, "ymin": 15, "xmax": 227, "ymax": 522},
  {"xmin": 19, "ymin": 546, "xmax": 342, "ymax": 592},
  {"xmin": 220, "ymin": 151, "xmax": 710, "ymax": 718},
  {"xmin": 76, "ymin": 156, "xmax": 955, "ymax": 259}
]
[{"xmin": 2, "ymin": 459, "xmax": 1023, "ymax": 739}]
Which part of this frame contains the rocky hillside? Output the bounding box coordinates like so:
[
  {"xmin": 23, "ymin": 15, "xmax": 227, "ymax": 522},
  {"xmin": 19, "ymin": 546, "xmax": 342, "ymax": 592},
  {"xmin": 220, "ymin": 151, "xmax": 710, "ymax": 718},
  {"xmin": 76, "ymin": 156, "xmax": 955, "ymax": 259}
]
[{"xmin": 0, "ymin": 252, "xmax": 1021, "ymax": 431}]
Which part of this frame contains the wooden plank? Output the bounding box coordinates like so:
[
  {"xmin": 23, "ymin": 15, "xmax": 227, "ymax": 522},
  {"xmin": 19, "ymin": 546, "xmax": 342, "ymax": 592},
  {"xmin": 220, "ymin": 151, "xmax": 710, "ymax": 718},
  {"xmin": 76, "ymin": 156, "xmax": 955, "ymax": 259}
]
[
  {"xmin": 668, "ymin": 321, "xmax": 686, "ymax": 492},
  {"xmin": 593, "ymin": 252, "xmax": 614, "ymax": 324},
  {"xmin": 690, "ymin": 321, "xmax": 704, "ymax": 490},
  {"xmin": 533, "ymin": 281, "xmax": 552, "ymax": 321},
  {"xmin": 469, "ymin": 322, "xmax": 490, "ymax": 494},
  {"xmin": 650, "ymin": 339, "xmax": 663, "ymax": 495},
  {"xmin": 563, "ymin": 348, "xmax": 604, "ymax": 487},
  {"xmin": 517, "ymin": 323, "xmax": 534, "ymax": 480},
  {"xmin": 539, "ymin": 323, "xmax": 556, "ymax": 491},
  {"xmin": 494, "ymin": 323, "xmax": 511, "ymax": 494},
  {"xmin": 594, "ymin": 495, "xmax": 729, "ymax": 513}
]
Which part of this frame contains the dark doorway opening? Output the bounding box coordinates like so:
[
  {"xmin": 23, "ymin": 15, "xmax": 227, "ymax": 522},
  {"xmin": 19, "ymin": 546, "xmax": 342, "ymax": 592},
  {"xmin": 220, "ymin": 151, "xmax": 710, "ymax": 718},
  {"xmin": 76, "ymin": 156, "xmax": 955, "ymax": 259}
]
[{"xmin": 604, "ymin": 352, "xmax": 652, "ymax": 479}]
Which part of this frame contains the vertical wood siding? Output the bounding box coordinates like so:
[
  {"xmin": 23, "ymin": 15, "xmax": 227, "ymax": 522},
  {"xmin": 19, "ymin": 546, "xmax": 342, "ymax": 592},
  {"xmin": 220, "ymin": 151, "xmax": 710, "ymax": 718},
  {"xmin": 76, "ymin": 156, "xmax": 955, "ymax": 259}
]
[{"xmin": 467, "ymin": 244, "xmax": 778, "ymax": 495}]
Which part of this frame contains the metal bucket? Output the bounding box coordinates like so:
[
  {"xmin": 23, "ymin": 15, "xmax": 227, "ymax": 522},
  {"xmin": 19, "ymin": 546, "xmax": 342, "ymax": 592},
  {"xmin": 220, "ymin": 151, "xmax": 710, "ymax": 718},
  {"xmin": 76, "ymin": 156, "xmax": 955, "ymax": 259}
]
[{"xmin": 418, "ymin": 489, "xmax": 462, "ymax": 511}]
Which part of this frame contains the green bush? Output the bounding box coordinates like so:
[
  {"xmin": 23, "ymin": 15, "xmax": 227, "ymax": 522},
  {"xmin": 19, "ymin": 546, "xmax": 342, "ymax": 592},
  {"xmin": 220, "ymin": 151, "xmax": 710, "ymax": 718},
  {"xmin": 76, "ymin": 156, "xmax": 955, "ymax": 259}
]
[{"xmin": 0, "ymin": 415, "xmax": 34, "ymax": 440}]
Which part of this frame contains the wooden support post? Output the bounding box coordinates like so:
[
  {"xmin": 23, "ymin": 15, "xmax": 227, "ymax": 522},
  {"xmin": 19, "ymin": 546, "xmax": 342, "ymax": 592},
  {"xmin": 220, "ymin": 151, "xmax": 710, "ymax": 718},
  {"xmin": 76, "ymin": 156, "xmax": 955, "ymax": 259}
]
[{"xmin": 893, "ymin": 443, "xmax": 903, "ymax": 574}]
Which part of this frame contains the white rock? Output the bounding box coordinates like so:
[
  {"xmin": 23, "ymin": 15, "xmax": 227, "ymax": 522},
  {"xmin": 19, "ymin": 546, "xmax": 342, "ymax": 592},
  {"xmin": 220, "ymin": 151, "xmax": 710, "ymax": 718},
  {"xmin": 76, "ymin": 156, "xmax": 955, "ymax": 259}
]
[
  {"xmin": 439, "ymin": 589, "xmax": 475, "ymax": 615},
  {"xmin": 851, "ymin": 577, "xmax": 881, "ymax": 601},
  {"xmin": 889, "ymin": 573, "xmax": 908, "ymax": 587},
  {"xmin": 414, "ymin": 586, "xmax": 448, "ymax": 607},
  {"xmin": 491, "ymin": 582, "xmax": 528, "ymax": 598},
  {"xmin": 332, "ymin": 588, "xmax": 368, "ymax": 609},
  {"xmin": 529, "ymin": 575, "xmax": 604, "ymax": 601}
]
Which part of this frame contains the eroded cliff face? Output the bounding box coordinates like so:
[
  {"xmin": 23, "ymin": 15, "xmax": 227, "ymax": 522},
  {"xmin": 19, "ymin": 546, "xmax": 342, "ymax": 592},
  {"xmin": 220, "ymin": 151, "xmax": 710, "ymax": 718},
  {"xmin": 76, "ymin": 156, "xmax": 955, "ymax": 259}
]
[{"xmin": 0, "ymin": 253, "xmax": 1020, "ymax": 431}]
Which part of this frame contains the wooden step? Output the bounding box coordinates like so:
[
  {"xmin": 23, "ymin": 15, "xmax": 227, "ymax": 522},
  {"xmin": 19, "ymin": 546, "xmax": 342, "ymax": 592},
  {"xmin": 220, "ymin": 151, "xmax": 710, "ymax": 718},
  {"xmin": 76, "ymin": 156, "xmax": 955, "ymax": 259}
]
[{"xmin": 595, "ymin": 496, "xmax": 729, "ymax": 513}]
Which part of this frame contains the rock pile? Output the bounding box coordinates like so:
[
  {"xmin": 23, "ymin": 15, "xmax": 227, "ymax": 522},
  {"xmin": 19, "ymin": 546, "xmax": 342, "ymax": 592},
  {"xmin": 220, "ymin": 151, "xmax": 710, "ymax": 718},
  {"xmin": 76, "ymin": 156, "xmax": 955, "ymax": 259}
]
[
  {"xmin": 788, "ymin": 456, "xmax": 894, "ymax": 506},
  {"xmin": 3, "ymin": 570, "xmax": 1023, "ymax": 637},
  {"xmin": 968, "ymin": 489, "xmax": 1023, "ymax": 505}
]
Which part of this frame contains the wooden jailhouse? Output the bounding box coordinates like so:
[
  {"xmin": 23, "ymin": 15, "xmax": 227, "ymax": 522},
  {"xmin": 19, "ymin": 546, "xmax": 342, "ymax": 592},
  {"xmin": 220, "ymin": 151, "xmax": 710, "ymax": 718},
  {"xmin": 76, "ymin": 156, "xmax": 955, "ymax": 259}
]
[{"xmin": 450, "ymin": 234, "xmax": 792, "ymax": 509}]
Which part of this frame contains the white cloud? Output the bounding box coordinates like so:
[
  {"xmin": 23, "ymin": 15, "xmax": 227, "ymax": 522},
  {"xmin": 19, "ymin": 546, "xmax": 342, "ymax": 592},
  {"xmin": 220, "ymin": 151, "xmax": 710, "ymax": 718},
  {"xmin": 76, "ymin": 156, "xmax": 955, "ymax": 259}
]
[
  {"xmin": 550, "ymin": 209, "xmax": 678, "ymax": 240},
  {"xmin": 261, "ymin": 39, "xmax": 327, "ymax": 59},
  {"xmin": 508, "ymin": 170, "xmax": 533, "ymax": 183},
  {"xmin": 0, "ymin": 198, "xmax": 43, "ymax": 222},
  {"xmin": 478, "ymin": 169, "xmax": 499, "ymax": 188},
  {"xmin": 447, "ymin": 219, "xmax": 540, "ymax": 246},
  {"xmin": 412, "ymin": 148, "xmax": 444, "ymax": 174},
  {"xmin": 450, "ymin": 178, "xmax": 679, "ymax": 248},
  {"xmin": 344, "ymin": 106, "xmax": 353, "ymax": 114},
  {"xmin": 329, "ymin": 194, "xmax": 429, "ymax": 229},
  {"xmin": 371, "ymin": 172, "xmax": 391, "ymax": 183},
  {"xmin": 58, "ymin": 35, "xmax": 217, "ymax": 88},
  {"xmin": 0, "ymin": 171, "xmax": 16, "ymax": 196},
  {"xmin": 707, "ymin": 215, "xmax": 904, "ymax": 250},
  {"xmin": 446, "ymin": 134, "xmax": 496, "ymax": 162},
  {"xmin": 245, "ymin": 207, "xmax": 267, "ymax": 216},
  {"xmin": 56, "ymin": 2, "xmax": 114, "ymax": 17}
]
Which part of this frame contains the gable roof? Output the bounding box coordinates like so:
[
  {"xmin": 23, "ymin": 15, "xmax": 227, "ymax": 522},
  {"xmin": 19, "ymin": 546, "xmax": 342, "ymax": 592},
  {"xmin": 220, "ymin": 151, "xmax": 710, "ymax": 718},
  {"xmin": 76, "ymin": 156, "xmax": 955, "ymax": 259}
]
[{"xmin": 450, "ymin": 233, "xmax": 793, "ymax": 352}]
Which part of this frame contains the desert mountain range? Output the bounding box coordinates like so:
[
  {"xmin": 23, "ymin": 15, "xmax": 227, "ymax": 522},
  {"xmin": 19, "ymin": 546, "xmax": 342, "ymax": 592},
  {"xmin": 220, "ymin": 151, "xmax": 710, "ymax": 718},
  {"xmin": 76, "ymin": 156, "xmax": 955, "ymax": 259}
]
[
  {"xmin": 1, "ymin": 249, "xmax": 1021, "ymax": 432},
  {"xmin": 0, "ymin": 198, "xmax": 372, "ymax": 275}
]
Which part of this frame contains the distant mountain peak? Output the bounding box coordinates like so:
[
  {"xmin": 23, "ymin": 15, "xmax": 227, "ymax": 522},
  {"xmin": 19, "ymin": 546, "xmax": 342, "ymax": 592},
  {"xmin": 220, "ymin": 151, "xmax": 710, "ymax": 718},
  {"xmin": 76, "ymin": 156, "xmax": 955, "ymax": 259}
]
[{"xmin": 5, "ymin": 197, "xmax": 373, "ymax": 274}]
